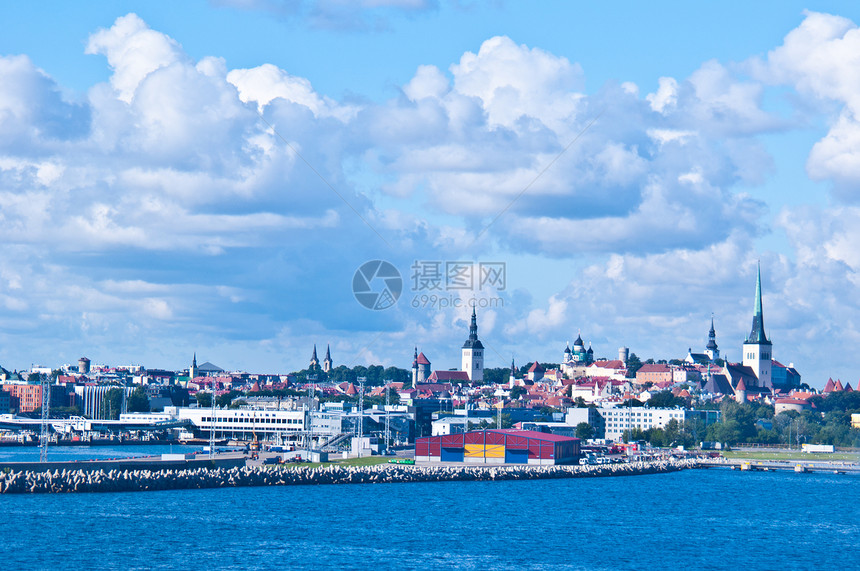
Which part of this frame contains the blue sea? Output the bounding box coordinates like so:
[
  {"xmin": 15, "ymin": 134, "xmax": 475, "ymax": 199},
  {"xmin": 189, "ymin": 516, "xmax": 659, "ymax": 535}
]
[
  {"xmin": 0, "ymin": 443, "xmax": 204, "ymax": 463},
  {"xmin": 1, "ymin": 448, "xmax": 856, "ymax": 570}
]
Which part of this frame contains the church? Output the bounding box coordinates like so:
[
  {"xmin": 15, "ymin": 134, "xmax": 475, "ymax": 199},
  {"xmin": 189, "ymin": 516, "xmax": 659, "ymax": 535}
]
[{"xmin": 703, "ymin": 264, "xmax": 801, "ymax": 399}]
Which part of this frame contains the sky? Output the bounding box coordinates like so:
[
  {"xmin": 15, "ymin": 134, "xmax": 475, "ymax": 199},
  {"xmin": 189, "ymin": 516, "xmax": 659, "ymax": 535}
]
[{"xmin": 1, "ymin": 1, "xmax": 860, "ymax": 388}]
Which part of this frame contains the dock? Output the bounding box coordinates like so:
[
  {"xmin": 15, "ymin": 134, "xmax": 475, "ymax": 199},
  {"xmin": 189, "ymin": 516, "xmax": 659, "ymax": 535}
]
[{"xmin": 698, "ymin": 458, "xmax": 860, "ymax": 474}]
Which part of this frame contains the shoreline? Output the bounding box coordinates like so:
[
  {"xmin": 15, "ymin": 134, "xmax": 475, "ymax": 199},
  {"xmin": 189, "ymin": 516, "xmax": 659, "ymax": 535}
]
[{"xmin": 0, "ymin": 458, "xmax": 695, "ymax": 494}]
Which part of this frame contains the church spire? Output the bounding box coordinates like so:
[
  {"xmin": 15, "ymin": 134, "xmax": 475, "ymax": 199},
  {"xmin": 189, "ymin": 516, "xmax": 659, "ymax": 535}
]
[
  {"xmin": 746, "ymin": 263, "xmax": 770, "ymax": 345},
  {"xmin": 469, "ymin": 307, "xmax": 478, "ymax": 340}
]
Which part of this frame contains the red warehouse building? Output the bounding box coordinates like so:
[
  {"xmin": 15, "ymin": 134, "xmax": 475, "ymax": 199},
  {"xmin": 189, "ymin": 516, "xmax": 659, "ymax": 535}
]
[{"xmin": 416, "ymin": 429, "xmax": 580, "ymax": 466}]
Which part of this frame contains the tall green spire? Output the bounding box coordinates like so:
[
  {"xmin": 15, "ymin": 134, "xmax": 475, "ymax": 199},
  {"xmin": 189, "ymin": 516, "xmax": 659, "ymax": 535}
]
[{"xmin": 746, "ymin": 262, "xmax": 770, "ymax": 345}]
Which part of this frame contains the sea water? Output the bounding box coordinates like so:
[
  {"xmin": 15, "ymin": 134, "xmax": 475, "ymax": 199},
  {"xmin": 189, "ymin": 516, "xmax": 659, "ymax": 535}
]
[
  {"xmin": 1, "ymin": 469, "xmax": 856, "ymax": 570},
  {"xmin": 0, "ymin": 443, "xmax": 204, "ymax": 463}
]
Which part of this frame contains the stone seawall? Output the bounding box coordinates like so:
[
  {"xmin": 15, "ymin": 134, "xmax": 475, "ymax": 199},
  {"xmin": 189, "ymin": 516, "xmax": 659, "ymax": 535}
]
[{"xmin": 0, "ymin": 459, "xmax": 696, "ymax": 494}]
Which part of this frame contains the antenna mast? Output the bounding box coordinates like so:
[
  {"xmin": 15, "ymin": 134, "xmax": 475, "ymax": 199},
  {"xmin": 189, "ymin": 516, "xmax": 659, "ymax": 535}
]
[{"xmin": 39, "ymin": 373, "xmax": 51, "ymax": 463}]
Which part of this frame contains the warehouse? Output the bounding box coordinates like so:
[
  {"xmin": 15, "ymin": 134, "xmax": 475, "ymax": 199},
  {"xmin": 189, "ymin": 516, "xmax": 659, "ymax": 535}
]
[{"xmin": 416, "ymin": 429, "xmax": 580, "ymax": 466}]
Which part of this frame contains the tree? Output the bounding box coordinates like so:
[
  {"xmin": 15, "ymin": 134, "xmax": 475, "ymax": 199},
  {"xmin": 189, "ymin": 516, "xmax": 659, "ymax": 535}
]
[
  {"xmin": 664, "ymin": 418, "xmax": 681, "ymax": 446},
  {"xmin": 509, "ymin": 386, "xmax": 527, "ymax": 400},
  {"xmin": 626, "ymin": 353, "xmax": 643, "ymax": 378},
  {"xmin": 646, "ymin": 391, "xmax": 684, "ymax": 409},
  {"xmin": 126, "ymin": 386, "xmax": 150, "ymax": 413},
  {"xmin": 102, "ymin": 388, "xmax": 124, "ymax": 420},
  {"xmin": 575, "ymin": 422, "xmax": 595, "ymax": 440},
  {"xmin": 195, "ymin": 392, "xmax": 212, "ymax": 408},
  {"xmin": 217, "ymin": 390, "xmax": 242, "ymax": 408}
]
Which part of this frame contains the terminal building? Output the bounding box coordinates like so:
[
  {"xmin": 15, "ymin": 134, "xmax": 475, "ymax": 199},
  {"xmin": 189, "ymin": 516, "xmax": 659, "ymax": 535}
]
[
  {"xmin": 177, "ymin": 407, "xmax": 308, "ymax": 441},
  {"xmin": 566, "ymin": 406, "xmax": 721, "ymax": 441},
  {"xmin": 416, "ymin": 429, "xmax": 580, "ymax": 465}
]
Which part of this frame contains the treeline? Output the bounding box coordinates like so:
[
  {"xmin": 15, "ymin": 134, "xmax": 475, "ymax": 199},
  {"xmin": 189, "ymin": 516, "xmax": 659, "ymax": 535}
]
[
  {"xmin": 627, "ymin": 393, "xmax": 860, "ymax": 448},
  {"xmin": 293, "ymin": 365, "xmax": 411, "ymax": 386}
]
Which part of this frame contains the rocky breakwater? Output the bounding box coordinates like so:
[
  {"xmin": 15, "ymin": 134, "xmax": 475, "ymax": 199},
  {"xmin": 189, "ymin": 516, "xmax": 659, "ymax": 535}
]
[{"xmin": 0, "ymin": 458, "xmax": 697, "ymax": 494}]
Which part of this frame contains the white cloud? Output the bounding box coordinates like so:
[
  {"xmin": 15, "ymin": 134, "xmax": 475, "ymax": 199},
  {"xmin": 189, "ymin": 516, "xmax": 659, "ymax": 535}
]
[
  {"xmin": 753, "ymin": 11, "xmax": 860, "ymax": 194},
  {"xmin": 646, "ymin": 77, "xmax": 678, "ymax": 114},
  {"xmin": 450, "ymin": 36, "xmax": 584, "ymax": 132},
  {"xmin": 227, "ymin": 63, "xmax": 357, "ymax": 120},
  {"xmin": 86, "ymin": 13, "xmax": 186, "ymax": 103},
  {"xmin": 403, "ymin": 64, "xmax": 449, "ymax": 101}
]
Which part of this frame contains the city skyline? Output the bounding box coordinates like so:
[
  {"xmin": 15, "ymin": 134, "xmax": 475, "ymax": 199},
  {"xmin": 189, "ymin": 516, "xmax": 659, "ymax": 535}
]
[{"xmin": 2, "ymin": 2, "xmax": 860, "ymax": 387}]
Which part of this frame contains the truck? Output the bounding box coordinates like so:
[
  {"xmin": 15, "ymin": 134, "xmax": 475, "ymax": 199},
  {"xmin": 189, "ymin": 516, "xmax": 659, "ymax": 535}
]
[{"xmin": 801, "ymin": 444, "xmax": 835, "ymax": 453}]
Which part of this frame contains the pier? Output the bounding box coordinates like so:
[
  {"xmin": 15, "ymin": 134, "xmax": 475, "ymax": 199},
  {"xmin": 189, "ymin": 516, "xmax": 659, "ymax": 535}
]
[
  {"xmin": 0, "ymin": 458, "xmax": 695, "ymax": 494},
  {"xmin": 698, "ymin": 458, "xmax": 860, "ymax": 474}
]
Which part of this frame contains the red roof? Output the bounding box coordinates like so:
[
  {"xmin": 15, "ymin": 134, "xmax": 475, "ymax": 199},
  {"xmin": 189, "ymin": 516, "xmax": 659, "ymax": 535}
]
[
  {"xmin": 637, "ymin": 364, "xmax": 671, "ymax": 373},
  {"xmin": 528, "ymin": 361, "xmax": 545, "ymax": 373},
  {"xmin": 488, "ymin": 429, "xmax": 577, "ymax": 442},
  {"xmin": 776, "ymin": 397, "xmax": 809, "ymax": 405},
  {"xmin": 416, "ymin": 352, "xmax": 431, "ymax": 365},
  {"xmin": 592, "ymin": 360, "xmax": 625, "ymax": 369},
  {"xmin": 428, "ymin": 370, "xmax": 469, "ymax": 382}
]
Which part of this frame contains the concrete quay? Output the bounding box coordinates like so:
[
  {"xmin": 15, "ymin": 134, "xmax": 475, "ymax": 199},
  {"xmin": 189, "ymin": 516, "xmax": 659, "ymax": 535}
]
[
  {"xmin": 0, "ymin": 458, "xmax": 696, "ymax": 494},
  {"xmin": 699, "ymin": 458, "xmax": 860, "ymax": 474}
]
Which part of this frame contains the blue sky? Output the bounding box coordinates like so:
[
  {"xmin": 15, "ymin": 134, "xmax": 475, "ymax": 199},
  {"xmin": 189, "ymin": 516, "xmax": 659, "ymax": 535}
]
[{"xmin": 2, "ymin": 1, "xmax": 860, "ymax": 388}]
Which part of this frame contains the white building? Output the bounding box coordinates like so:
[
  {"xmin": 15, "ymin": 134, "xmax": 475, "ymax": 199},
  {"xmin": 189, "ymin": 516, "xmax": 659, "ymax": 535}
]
[
  {"xmin": 177, "ymin": 407, "xmax": 307, "ymax": 440},
  {"xmin": 570, "ymin": 406, "xmax": 720, "ymax": 441}
]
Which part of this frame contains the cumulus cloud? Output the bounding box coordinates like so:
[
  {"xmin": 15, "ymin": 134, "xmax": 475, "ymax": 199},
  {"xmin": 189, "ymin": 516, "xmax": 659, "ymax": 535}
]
[
  {"xmin": 753, "ymin": 10, "xmax": 860, "ymax": 195},
  {"xmin": 0, "ymin": 55, "xmax": 90, "ymax": 149},
  {"xmin": 362, "ymin": 37, "xmax": 777, "ymax": 257},
  {"xmin": 5, "ymin": 10, "xmax": 860, "ymax": 383},
  {"xmin": 86, "ymin": 13, "xmax": 186, "ymax": 103}
]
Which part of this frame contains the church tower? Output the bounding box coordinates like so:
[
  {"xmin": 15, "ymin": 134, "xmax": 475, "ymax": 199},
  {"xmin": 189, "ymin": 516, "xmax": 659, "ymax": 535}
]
[
  {"xmin": 323, "ymin": 344, "xmax": 332, "ymax": 373},
  {"xmin": 189, "ymin": 353, "xmax": 197, "ymax": 380},
  {"xmin": 461, "ymin": 307, "xmax": 484, "ymax": 382},
  {"xmin": 705, "ymin": 316, "xmax": 720, "ymax": 362},
  {"xmin": 310, "ymin": 345, "xmax": 320, "ymax": 370},
  {"xmin": 742, "ymin": 264, "xmax": 773, "ymax": 389}
]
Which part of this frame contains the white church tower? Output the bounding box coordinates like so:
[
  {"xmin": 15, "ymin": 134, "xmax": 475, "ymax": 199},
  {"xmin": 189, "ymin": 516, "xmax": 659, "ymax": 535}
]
[
  {"xmin": 461, "ymin": 307, "xmax": 484, "ymax": 382},
  {"xmin": 742, "ymin": 263, "xmax": 773, "ymax": 389}
]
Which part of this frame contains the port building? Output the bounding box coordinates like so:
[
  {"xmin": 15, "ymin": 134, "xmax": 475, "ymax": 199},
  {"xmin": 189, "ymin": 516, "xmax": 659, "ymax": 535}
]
[{"xmin": 416, "ymin": 429, "xmax": 580, "ymax": 465}]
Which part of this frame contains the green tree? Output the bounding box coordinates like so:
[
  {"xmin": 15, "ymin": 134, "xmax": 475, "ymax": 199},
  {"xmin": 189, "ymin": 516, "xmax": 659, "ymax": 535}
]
[
  {"xmin": 126, "ymin": 386, "xmax": 150, "ymax": 413},
  {"xmin": 626, "ymin": 353, "xmax": 643, "ymax": 378},
  {"xmin": 195, "ymin": 392, "xmax": 212, "ymax": 408},
  {"xmin": 509, "ymin": 386, "xmax": 527, "ymax": 400},
  {"xmin": 575, "ymin": 422, "xmax": 595, "ymax": 440},
  {"xmin": 664, "ymin": 418, "xmax": 681, "ymax": 446},
  {"xmin": 102, "ymin": 388, "xmax": 124, "ymax": 420},
  {"xmin": 217, "ymin": 390, "xmax": 242, "ymax": 408},
  {"xmin": 646, "ymin": 391, "xmax": 684, "ymax": 409}
]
